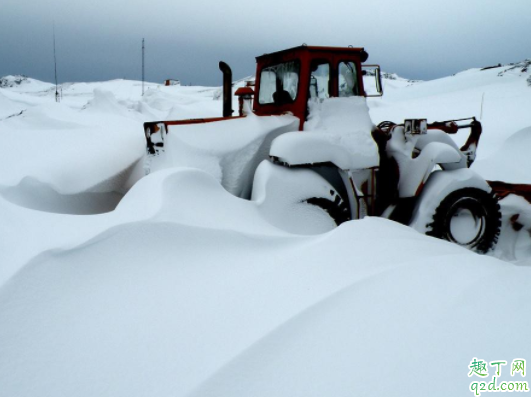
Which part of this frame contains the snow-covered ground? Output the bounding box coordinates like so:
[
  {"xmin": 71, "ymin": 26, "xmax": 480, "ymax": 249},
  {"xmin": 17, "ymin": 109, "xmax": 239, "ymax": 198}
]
[{"xmin": 1, "ymin": 62, "xmax": 530, "ymax": 396}]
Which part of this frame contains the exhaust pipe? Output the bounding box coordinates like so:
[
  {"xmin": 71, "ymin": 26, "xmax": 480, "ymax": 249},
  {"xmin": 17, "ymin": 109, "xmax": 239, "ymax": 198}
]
[{"xmin": 219, "ymin": 61, "xmax": 233, "ymax": 118}]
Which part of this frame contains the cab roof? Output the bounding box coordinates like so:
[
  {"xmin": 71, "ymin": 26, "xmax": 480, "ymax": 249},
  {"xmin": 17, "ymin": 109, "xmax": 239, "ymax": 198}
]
[{"xmin": 256, "ymin": 45, "xmax": 369, "ymax": 63}]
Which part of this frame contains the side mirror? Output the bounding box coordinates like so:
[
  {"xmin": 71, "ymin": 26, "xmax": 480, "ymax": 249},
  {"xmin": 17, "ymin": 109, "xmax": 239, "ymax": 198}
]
[{"xmin": 361, "ymin": 65, "xmax": 383, "ymax": 97}]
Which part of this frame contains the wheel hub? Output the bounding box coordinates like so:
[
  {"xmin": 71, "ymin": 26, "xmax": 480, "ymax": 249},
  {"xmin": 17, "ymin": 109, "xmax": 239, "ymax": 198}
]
[{"xmin": 447, "ymin": 198, "xmax": 487, "ymax": 246}]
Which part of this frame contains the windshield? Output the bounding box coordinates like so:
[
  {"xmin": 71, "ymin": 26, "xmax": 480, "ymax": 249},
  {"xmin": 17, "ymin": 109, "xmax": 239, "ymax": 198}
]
[{"xmin": 258, "ymin": 61, "xmax": 300, "ymax": 105}]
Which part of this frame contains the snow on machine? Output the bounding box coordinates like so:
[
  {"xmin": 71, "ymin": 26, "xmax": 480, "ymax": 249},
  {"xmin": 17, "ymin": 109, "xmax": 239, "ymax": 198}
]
[{"xmin": 144, "ymin": 45, "xmax": 503, "ymax": 253}]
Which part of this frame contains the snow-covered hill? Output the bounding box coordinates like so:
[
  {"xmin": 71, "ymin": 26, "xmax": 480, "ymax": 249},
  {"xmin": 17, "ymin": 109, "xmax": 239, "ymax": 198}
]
[{"xmin": 1, "ymin": 60, "xmax": 530, "ymax": 397}]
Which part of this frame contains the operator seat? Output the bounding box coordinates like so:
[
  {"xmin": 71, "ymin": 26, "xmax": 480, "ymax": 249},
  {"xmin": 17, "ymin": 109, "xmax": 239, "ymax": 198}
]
[{"xmin": 273, "ymin": 89, "xmax": 293, "ymax": 105}]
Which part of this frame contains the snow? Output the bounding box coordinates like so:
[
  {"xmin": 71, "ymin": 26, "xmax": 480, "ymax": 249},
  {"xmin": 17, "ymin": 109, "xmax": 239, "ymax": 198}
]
[
  {"xmin": 2, "ymin": 165, "xmax": 530, "ymax": 397},
  {"xmin": 1, "ymin": 59, "xmax": 531, "ymax": 397},
  {"xmin": 0, "ymin": 97, "xmax": 144, "ymax": 209},
  {"xmin": 150, "ymin": 113, "xmax": 299, "ymax": 198},
  {"xmin": 369, "ymin": 63, "xmax": 531, "ymax": 167},
  {"xmin": 0, "ymin": 90, "xmax": 24, "ymax": 118},
  {"xmin": 0, "ymin": 80, "xmax": 232, "ymax": 211},
  {"xmin": 473, "ymin": 126, "xmax": 531, "ymax": 184},
  {"xmin": 271, "ymin": 96, "xmax": 379, "ymax": 169},
  {"xmin": 495, "ymin": 194, "xmax": 531, "ymax": 262},
  {"xmin": 252, "ymin": 161, "xmax": 339, "ymax": 234},
  {"xmin": 386, "ymin": 126, "xmax": 469, "ymax": 198},
  {"xmin": 409, "ymin": 168, "xmax": 492, "ymax": 233},
  {"xmin": 0, "ymin": 75, "xmax": 54, "ymax": 92}
]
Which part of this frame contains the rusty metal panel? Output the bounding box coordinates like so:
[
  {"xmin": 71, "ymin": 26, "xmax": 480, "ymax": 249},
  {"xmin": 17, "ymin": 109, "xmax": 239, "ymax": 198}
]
[{"xmin": 488, "ymin": 181, "xmax": 531, "ymax": 203}]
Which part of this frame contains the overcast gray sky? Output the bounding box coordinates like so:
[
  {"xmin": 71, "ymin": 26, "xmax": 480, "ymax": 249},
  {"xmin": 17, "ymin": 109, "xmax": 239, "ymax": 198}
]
[{"xmin": 1, "ymin": 0, "xmax": 529, "ymax": 86}]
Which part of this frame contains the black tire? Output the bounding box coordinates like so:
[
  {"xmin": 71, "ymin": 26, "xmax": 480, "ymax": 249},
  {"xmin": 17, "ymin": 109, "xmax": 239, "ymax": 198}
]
[
  {"xmin": 426, "ymin": 188, "xmax": 501, "ymax": 253},
  {"xmin": 305, "ymin": 189, "xmax": 351, "ymax": 226}
]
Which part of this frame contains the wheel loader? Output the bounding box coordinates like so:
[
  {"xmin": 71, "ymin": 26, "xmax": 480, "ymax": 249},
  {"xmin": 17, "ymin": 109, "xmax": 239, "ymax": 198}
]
[{"xmin": 143, "ymin": 45, "xmax": 515, "ymax": 253}]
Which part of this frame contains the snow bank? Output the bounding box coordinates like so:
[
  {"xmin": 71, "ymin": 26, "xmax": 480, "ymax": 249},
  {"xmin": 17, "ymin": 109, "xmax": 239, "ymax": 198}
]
[
  {"xmin": 0, "ymin": 77, "xmax": 239, "ymax": 214},
  {"xmin": 473, "ymin": 126, "xmax": 531, "ymax": 184},
  {"xmin": 0, "ymin": 75, "xmax": 54, "ymax": 92},
  {"xmin": 271, "ymin": 97, "xmax": 378, "ymax": 169},
  {"xmin": 0, "ymin": 91, "xmax": 145, "ymax": 204},
  {"xmin": 0, "ymin": 90, "xmax": 25, "ymax": 118},
  {"xmin": 115, "ymin": 167, "xmax": 290, "ymax": 235},
  {"xmin": 152, "ymin": 113, "xmax": 299, "ymax": 197},
  {"xmin": 0, "ymin": 167, "xmax": 293, "ymax": 288},
  {"xmin": 0, "ymin": 177, "xmax": 123, "ymax": 215},
  {"xmin": 0, "ymin": 166, "xmax": 529, "ymax": 397},
  {"xmin": 251, "ymin": 161, "xmax": 339, "ymax": 234},
  {"xmin": 83, "ymin": 88, "xmax": 134, "ymax": 117}
]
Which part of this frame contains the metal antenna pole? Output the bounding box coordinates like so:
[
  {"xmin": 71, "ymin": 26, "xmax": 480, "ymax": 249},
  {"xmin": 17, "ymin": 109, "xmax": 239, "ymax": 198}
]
[
  {"xmin": 53, "ymin": 22, "xmax": 59, "ymax": 103},
  {"xmin": 142, "ymin": 38, "xmax": 145, "ymax": 96},
  {"xmin": 480, "ymin": 92, "xmax": 485, "ymax": 121}
]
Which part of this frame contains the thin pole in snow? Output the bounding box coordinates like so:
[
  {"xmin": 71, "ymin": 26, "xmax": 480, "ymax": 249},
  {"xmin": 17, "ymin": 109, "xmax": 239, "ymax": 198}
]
[
  {"xmin": 53, "ymin": 22, "xmax": 59, "ymax": 103},
  {"xmin": 480, "ymin": 92, "xmax": 485, "ymax": 120},
  {"xmin": 142, "ymin": 38, "xmax": 145, "ymax": 96}
]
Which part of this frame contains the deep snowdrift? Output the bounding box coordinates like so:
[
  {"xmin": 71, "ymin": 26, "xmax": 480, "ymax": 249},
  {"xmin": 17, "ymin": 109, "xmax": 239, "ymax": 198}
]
[
  {"xmin": 1, "ymin": 167, "xmax": 530, "ymax": 397},
  {"xmin": 473, "ymin": 126, "xmax": 531, "ymax": 184},
  {"xmin": 151, "ymin": 113, "xmax": 299, "ymax": 198}
]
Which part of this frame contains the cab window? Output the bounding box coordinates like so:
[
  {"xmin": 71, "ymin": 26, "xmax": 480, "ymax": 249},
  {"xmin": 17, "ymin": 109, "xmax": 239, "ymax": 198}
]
[
  {"xmin": 338, "ymin": 61, "xmax": 359, "ymax": 97},
  {"xmin": 258, "ymin": 61, "xmax": 300, "ymax": 105},
  {"xmin": 309, "ymin": 61, "xmax": 330, "ymax": 99}
]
